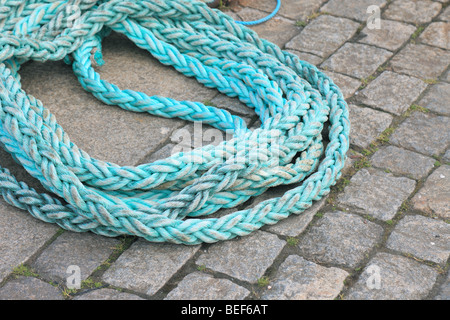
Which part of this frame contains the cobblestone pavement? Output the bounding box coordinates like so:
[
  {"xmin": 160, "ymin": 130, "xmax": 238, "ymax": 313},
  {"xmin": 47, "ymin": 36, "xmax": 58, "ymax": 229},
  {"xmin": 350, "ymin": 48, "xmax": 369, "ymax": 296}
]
[{"xmin": 0, "ymin": 0, "xmax": 449, "ymax": 300}]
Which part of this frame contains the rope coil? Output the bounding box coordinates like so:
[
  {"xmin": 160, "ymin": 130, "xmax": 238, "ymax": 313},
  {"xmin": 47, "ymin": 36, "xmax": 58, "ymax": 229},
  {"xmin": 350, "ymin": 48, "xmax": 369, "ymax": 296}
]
[{"xmin": 0, "ymin": 0, "xmax": 349, "ymax": 244}]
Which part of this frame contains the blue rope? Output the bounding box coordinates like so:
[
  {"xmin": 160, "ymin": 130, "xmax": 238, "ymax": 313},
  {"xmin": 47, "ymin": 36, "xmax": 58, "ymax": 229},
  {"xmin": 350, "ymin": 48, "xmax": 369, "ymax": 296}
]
[
  {"xmin": 235, "ymin": 0, "xmax": 282, "ymax": 26},
  {"xmin": 0, "ymin": 0, "xmax": 349, "ymax": 245}
]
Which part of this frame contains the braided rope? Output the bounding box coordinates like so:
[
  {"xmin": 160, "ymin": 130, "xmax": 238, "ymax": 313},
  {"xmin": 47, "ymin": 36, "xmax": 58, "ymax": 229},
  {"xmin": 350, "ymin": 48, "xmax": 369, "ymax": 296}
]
[{"xmin": 0, "ymin": 0, "xmax": 349, "ymax": 244}]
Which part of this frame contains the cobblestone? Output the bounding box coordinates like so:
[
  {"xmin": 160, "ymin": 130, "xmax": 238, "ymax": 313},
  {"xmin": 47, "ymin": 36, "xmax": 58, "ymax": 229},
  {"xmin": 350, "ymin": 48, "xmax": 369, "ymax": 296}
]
[
  {"xmin": 346, "ymin": 253, "xmax": 439, "ymax": 300},
  {"xmin": 356, "ymin": 71, "xmax": 427, "ymax": 115},
  {"xmin": 357, "ymin": 20, "xmax": 416, "ymax": 51},
  {"xmin": 298, "ymin": 211, "xmax": 384, "ymax": 268},
  {"xmin": 196, "ymin": 231, "xmax": 285, "ymax": 283},
  {"xmin": 31, "ymin": 231, "xmax": 120, "ymax": 284},
  {"xmin": 348, "ymin": 105, "xmax": 393, "ymax": 149},
  {"xmin": 370, "ymin": 145, "xmax": 435, "ymax": 180},
  {"xmin": 237, "ymin": 8, "xmax": 301, "ymax": 48},
  {"xmin": 0, "ymin": 277, "xmax": 63, "ymax": 300},
  {"xmin": 322, "ymin": 43, "xmax": 392, "ymax": 79},
  {"xmin": 435, "ymin": 272, "xmax": 450, "ymax": 300},
  {"xmin": 261, "ymin": 255, "xmax": 348, "ymax": 300},
  {"xmin": 440, "ymin": 6, "xmax": 450, "ymax": 21},
  {"xmin": 287, "ymin": 50, "xmax": 323, "ymax": 66},
  {"xmin": 320, "ymin": 0, "xmax": 387, "ymax": 22},
  {"xmin": 286, "ymin": 15, "xmax": 359, "ymax": 58},
  {"xmin": 386, "ymin": 215, "xmax": 450, "ymax": 264},
  {"xmin": 389, "ymin": 112, "xmax": 450, "ymax": 157},
  {"xmin": 419, "ymin": 22, "xmax": 450, "ymax": 50},
  {"xmin": 411, "ymin": 165, "xmax": 450, "ymax": 218},
  {"xmin": 418, "ymin": 82, "xmax": 450, "ymax": 116},
  {"xmin": 74, "ymin": 288, "xmax": 144, "ymax": 300},
  {"xmin": 337, "ymin": 168, "xmax": 416, "ymax": 221},
  {"xmin": 102, "ymin": 240, "xmax": 199, "ymax": 295},
  {"xmin": 444, "ymin": 150, "xmax": 450, "ymax": 163},
  {"xmin": 325, "ymin": 71, "xmax": 361, "ymax": 99},
  {"xmin": 164, "ymin": 272, "xmax": 250, "ymax": 300},
  {"xmin": 383, "ymin": 0, "xmax": 442, "ymax": 25},
  {"xmin": 390, "ymin": 44, "xmax": 450, "ymax": 80},
  {"xmin": 0, "ymin": 201, "xmax": 59, "ymax": 283}
]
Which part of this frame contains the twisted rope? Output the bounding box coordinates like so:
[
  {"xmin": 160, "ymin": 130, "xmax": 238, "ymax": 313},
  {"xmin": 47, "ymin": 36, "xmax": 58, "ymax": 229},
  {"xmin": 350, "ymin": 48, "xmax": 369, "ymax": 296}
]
[{"xmin": 0, "ymin": 0, "xmax": 349, "ymax": 244}]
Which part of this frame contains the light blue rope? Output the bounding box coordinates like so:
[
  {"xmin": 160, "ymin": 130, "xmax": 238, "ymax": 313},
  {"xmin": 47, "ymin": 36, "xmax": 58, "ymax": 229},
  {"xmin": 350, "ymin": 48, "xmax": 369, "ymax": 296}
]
[
  {"xmin": 235, "ymin": 0, "xmax": 282, "ymax": 26},
  {"xmin": 0, "ymin": 0, "xmax": 349, "ymax": 244}
]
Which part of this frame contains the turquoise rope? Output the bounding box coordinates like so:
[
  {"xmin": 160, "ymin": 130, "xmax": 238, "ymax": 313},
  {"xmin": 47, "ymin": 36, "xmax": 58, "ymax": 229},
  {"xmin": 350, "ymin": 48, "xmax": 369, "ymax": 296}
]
[
  {"xmin": 0, "ymin": 0, "xmax": 349, "ymax": 244},
  {"xmin": 235, "ymin": 0, "xmax": 282, "ymax": 26}
]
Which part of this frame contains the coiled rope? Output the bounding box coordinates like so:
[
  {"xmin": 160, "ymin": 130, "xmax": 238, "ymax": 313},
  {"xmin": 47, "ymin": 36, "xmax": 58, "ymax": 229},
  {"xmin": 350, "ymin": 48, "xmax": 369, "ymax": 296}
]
[{"xmin": 0, "ymin": 0, "xmax": 349, "ymax": 245}]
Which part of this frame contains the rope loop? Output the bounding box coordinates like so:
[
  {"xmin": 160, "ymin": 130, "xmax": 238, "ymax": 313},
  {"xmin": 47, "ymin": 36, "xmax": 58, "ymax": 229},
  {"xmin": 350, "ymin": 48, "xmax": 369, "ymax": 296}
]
[{"xmin": 0, "ymin": 0, "xmax": 349, "ymax": 244}]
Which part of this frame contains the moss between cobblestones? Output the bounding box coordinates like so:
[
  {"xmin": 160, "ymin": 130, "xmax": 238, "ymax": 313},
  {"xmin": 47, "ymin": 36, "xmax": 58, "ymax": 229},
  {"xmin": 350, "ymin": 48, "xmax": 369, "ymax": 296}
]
[
  {"xmin": 411, "ymin": 25, "xmax": 425, "ymax": 41},
  {"xmin": 11, "ymin": 264, "xmax": 39, "ymax": 279},
  {"xmin": 92, "ymin": 236, "xmax": 136, "ymax": 274},
  {"xmin": 257, "ymin": 276, "xmax": 270, "ymax": 287},
  {"xmin": 294, "ymin": 11, "xmax": 330, "ymax": 27},
  {"xmin": 286, "ymin": 237, "xmax": 300, "ymax": 247}
]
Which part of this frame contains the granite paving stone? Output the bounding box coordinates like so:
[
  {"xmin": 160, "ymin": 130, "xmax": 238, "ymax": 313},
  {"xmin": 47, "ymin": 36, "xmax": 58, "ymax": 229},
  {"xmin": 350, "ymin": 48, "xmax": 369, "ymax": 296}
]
[
  {"xmin": 358, "ymin": 19, "xmax": 416, "ymax": 51},
  {"xmin": 164, "ymin": 272, "xmax": 250, "ymax": 300},
  {"xmin": 390, "ymin": 44, "xmax": 450, "ymax": 80},
  {"xmin": 348, "ymin": 105, "xmax": 393, "ymax": 149},
  {"xmin": 320, "ymin": 0, "xmax": 387, "ymax": 22},
  {"xmin": 321, "ymin": 43, "xmax": 392, "ymax": 79},
  {"xmin": 371, "ymin": 145, "xmax": 435, "ymax": 180},
  {"xmin": 439, "ymin": 5, "xmax": 450, "ymax": 22},
  {"xmin": 389, "ymin": 112, "xmax": 450, "ymax": 157},
  {"xmin": 418, "ymin": 82, "xmax": 450, "ymax": 116},
  {"xmin": 31, "ymin": 231, "xmax": 120, "ymax": 284},
  {"xmin": 444, "ymin": 69, "xmax": 450, "ymax": 82},
  {"xmin": 419, "ymin": 22, "xmax": 450, "ymax": 50},
  {"xmin": 237, "ymin": 8, "xmax": 301, "ymax": 48},
  {"xmin": 325, "ymin": 71, "xmax": 361, "ymax": 99},
  {"xmin": 434, "ymin": 272, "xmax": 450, "ymax": 300},
  {"xmin": 102, "ymin": 240, "xmax": 200, "ymax": 295},
  {"xmin": 386, "ymin": 215, "xmax": 450, "ymax": 264},
  {"xmin": 0, "ymin": 277, "xmax": 64, "ymax": 300},
  {"xmin": 346, "ymin": 253, "xmax": 439, "ymax": 300},
  {"xmin": 411, "ymin": 165, "xmax": 450, "ymax": 218},
  {"xmin": 444, "ymin": 150, "xmax": 450, "ymax": 163},
  {"xmin": 238, "ymin": 0, "xmax": 326, "ymax": 21},
  {"xmin": 356, "ymin": 71, "xmax": 427, "ymax": 115},
  {"xmin": 261, "ymin": 255, "xmax": 348, "ymax": 300},
  {"xmin": 298, "ymin": 211, "xmax": 384, "ymax": 268},
  {"xmin": 73, "ymin": 288, "xmax": 144, "ymax": 300},
  {"xmin": 337, "ymin": 168, "xmax": 416, "ymax": 221},
  {"xmin": 287, "ymin": 50, "xmax": 323, "ymax": 66},
  {"xmin": 285, "ymin": 15, "xmax": 360, "ymax": 58},
  {"xmin": 383, "ymin": 0, "xmax": 442, "ymax": 25},
  {"xmin": 196, "ymin": 231, "xmax": 285, "ymax": 283},
  {"xmin": 0, "ymin": 201, "xmax": 59, "ymax": 283}
]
